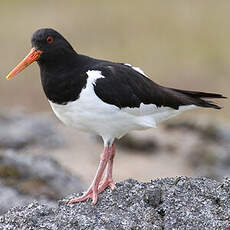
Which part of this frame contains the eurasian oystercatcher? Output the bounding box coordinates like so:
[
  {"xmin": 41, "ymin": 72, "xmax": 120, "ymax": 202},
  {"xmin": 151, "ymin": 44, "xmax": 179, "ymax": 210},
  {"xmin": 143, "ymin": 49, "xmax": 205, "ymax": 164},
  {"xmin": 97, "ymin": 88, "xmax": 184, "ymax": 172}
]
[{"xmin": 6, "ymin": 28, "xmax": 226, "ymax": 204}]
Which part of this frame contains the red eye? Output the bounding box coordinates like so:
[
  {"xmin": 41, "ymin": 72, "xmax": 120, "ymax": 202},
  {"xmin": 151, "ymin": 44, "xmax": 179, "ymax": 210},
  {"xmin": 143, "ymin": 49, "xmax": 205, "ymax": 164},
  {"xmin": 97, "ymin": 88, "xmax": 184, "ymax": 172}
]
[{"xmin": 47, "ymin": 36, "xmax": 54, "ymax": 44}]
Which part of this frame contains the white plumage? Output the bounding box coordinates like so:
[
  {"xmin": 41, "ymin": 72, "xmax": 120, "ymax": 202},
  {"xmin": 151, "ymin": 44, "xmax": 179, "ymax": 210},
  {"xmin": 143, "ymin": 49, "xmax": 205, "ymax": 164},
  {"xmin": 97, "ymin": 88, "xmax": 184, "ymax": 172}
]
[
  {"xmin": 124, "ymin": 63, "xmax": 148, "ymax": 77},
  {"xmin": 49, "ymin": 69, "xmax": 196, "ymax": 144}
]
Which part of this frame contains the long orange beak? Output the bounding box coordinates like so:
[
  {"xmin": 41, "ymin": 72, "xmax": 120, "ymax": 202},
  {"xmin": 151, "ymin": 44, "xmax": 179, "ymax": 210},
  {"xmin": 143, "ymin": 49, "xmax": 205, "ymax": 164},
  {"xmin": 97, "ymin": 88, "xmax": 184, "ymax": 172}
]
[{"xmin": 6, "ymin": 47, "xmax": 42, "ymax": 80}]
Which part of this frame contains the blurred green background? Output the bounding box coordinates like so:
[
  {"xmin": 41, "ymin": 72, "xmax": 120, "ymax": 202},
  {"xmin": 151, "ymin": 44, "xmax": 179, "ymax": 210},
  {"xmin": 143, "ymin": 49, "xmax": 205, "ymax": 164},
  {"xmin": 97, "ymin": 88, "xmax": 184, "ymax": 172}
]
[{"xmin": 0, "ymin": 0, "xmax": 229, "ymax": 119}]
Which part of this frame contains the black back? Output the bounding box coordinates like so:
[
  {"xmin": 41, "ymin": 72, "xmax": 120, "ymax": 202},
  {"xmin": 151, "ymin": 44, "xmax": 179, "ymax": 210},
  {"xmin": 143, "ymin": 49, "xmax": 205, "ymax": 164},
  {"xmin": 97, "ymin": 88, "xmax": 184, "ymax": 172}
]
[{"xmin": 92, "ymin": 63, "xmax": 224, "ymax": 109}]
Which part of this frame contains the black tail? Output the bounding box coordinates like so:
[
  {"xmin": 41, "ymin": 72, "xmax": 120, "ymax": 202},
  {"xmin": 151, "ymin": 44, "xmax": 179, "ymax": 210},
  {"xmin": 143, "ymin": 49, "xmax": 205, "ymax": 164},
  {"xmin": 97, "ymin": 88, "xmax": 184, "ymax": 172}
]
[{"xmin": 168, "ymin": 88, "xmax": 227, "ymax": 110}]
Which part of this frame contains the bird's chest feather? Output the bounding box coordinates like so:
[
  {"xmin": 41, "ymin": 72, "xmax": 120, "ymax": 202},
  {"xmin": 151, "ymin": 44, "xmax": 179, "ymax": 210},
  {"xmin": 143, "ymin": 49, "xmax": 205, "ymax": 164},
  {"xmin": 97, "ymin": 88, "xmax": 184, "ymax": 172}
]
[
  {"xmin": 48, "ymin": 70, "xmax": 120, "ymax": 134},
  {"xmin": 40, "ymin": 67, "xmax": 88, "ymax": 105}
]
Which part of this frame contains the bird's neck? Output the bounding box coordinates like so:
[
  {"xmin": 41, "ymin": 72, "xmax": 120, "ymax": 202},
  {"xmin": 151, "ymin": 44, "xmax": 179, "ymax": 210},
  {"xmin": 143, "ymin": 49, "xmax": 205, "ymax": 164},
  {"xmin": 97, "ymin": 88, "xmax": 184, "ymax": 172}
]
[
  {"xmin": 38, "ymin": 52, "xmax": 90, "ymax": 105},
  {"xmin": 38, "ymin": 48, "xmax": 79, "ymax": 73}
]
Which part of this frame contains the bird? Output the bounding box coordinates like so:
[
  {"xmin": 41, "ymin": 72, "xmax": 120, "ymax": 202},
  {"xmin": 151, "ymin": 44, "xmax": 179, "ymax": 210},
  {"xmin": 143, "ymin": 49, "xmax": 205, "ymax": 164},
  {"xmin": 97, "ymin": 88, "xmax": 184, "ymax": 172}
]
[{"xmin": 6, "ymin": 28, "xmax": 226, "ymax": 204}]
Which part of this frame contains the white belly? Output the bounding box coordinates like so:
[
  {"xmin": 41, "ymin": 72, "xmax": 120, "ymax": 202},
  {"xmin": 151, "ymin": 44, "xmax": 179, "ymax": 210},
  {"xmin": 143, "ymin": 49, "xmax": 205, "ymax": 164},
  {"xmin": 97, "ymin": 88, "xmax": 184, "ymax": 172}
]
[
  {"xmin": 49, "ymin": 98, "xmax": 195, "ymax": 144},
  {"xmin": 48, "ymin": 70, "xmax": 196, "ymax": 143},
  {"xmin": 49, "ymin": 98, "xmax": 151, "ymax": 142}
]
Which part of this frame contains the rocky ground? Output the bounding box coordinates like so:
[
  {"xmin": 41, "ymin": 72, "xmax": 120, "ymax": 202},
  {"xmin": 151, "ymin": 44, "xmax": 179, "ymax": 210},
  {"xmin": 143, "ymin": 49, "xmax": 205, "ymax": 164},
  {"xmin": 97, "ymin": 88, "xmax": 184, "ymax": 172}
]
[
  {"xmin": 164, "ymin": 118, "xmax": 230, "ymax": 180},
  {"xmin": 0, "ymin": 110, "xmax": 230, "ymax": 228},
  {"xmin": 1, "ymin": 177, "xmax": 230, "ymax": 230},
  {"xmin": 0, "ymin": 110, "xmax": 64, "ymax": 150},
  {"xmin": 0, "ymin": 150, "xmax": 85, "ymax": 214},
  {"xmin": 0, "ymin": 111, "xmax": 85, "ymax": 214}
]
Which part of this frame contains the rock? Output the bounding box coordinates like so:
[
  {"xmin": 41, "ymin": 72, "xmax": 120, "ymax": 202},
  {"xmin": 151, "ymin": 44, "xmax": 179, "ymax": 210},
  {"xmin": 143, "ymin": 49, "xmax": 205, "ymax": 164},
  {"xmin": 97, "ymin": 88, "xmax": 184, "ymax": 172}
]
[
  {"xmin": 0, "ymin": 110, "xmax": 85, "ymax": 215},
  {"xmin": 0, "ymin": 181, "xmax": 56, "ymax": 216},
  {"xmin": 117, "ymin": 134, "xmax": 158, "ymax": 153},
  {"xmin": 1, "ymin": 177, "xmax": 230, "ymax": 230},
  {"xmin": 164, "ymin": 118, "xmax": 230, "ymax": 181},
  {"xmin": 164, "ymin": 118, "xmax": 225, "ymax": 141},
  {"xmin": 0, "ymin": 150, "xmax": 85, "ymax": 215},
  {"xmin": 0, "ymin": 111, "xmax": 64, "ymax": 150},
  {"xmin": 187, "ymin": 143, "xmax": 230, "ymax": 181},
  {"xmin": 94, "ymin": 133, "xmax": 158, "ymax": 153}
]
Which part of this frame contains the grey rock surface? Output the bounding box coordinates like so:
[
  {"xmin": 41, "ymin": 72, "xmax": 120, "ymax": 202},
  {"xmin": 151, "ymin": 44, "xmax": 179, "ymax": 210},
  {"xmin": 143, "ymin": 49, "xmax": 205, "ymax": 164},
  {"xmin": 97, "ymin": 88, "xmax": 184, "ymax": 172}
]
[
  {"xmin": 117, "ymin": 134, "xmax": 158, "ymax": 153},
  {"xmin": 0, "ymin": 150, "xmax": 85, "ymax": 215},
  {"xmin": 0, "ymin": 111, "xmax": 64, "ymax": 150},
  {"xmin": 0, "ymin": 181, "xmax": 56, "ymax": 217},
  {"xmin": 1, "ymin": 177, "xmax": 230, "ymax": 230},
  {"xmin": 164, "ymin": 118, "xmax": 230, "ymax": 180}
]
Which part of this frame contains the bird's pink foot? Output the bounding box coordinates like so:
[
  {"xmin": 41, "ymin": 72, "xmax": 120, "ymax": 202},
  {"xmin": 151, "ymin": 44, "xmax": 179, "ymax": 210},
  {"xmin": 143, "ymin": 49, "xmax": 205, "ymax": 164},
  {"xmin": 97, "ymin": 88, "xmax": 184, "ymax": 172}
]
[
  {"xmin": 98, "ymin": 178, "xmax": 116, "ymax": 192},
  {"xmin": 68, "ymin": 179, "xmax": 116, "ymax": 205},
  {"xmin": 68, "ymin": 186, "xmax": 98, "ymax": 205}
]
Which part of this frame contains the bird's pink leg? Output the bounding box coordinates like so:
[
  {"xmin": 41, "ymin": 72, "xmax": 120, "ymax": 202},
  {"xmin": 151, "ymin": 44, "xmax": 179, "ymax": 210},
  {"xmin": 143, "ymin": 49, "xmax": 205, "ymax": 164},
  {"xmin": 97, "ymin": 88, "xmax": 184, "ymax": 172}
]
[
  {"xmin": 98, "ymin": 143, "xmax": 116, "ymax": 192},
  {"xmin": 68, "ymin": 145, "xmax": 112, "ymax": 205}
]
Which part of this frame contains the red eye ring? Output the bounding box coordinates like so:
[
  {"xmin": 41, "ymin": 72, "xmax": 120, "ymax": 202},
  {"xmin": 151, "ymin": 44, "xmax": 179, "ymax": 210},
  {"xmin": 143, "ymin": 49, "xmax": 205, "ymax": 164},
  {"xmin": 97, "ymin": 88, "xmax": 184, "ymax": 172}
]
[{"xmin": 47, "ymin": 36, "xmax": 54, "ymax": 44}]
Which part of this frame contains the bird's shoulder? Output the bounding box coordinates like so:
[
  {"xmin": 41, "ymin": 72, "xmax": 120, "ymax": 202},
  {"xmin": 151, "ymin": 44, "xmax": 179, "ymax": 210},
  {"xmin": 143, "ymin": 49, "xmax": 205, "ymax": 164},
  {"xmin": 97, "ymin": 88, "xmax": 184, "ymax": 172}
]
[
  {"xmin": 83, "ymin": 60, "xmax": 164, "ymax": 109},
  {"xmin": 79, "ymin": 57, "xmax": 201, "ymax": 110},
  {"xmin": 86, "ymin": 61, "xmax": 149, "ymax": 80}
]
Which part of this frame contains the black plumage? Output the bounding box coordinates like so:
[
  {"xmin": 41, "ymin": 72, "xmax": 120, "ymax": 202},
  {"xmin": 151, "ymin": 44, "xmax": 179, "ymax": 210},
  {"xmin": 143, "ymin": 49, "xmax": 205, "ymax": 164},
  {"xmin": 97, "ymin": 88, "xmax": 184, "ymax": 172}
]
[
  {"xmin": 28, "ymin": 29, "xmax": 226, "ymax": 110},
  {"xmin": 93, "ymin": 63, "xmax": 226, "ymax": 110}
]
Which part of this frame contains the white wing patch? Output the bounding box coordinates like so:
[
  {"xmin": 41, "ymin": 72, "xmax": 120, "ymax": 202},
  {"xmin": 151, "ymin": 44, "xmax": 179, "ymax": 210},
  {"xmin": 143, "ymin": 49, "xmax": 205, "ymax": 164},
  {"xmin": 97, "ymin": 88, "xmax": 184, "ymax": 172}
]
[
  {"xmin": 86, "ymin": 70, "xmax": 104, "ymax": 85},
  {"xmin": 124, "ymin": 63, "xmax": 148, "ymax": 77}
]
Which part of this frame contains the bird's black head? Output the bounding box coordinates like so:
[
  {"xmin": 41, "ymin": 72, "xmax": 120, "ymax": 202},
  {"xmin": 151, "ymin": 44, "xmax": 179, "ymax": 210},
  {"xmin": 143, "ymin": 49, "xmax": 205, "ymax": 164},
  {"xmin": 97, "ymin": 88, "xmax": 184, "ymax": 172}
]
[
  {"xmin": 31, "ymin": 28, "xmax": 74, "ymax": 54},
  {"xmin": 31, "ymin": 28, "xmax": 75, "ymax": 64},
  {"xmin": 6, "ymin": 28, "xmax": 77, "ymax": 79}
]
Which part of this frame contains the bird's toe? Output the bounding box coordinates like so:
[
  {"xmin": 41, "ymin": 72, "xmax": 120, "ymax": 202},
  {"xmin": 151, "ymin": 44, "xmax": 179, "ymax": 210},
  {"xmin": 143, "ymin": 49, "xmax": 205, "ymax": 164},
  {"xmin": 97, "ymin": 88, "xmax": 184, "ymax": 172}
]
[
  {"xmin": 68, "ymin": 192, "xmax": 93, "ymax": 204},
  {"xmin": 98, "ymin": 178, "xmax": 116, "ymax": 192}
]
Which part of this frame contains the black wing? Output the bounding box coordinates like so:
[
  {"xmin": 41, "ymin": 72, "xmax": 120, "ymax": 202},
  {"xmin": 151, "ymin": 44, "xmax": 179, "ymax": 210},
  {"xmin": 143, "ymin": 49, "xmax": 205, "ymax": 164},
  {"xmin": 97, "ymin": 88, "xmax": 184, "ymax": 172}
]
[{"xmin": 92, "ymin": 63, "xmax": 225, "ymax": 110}]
